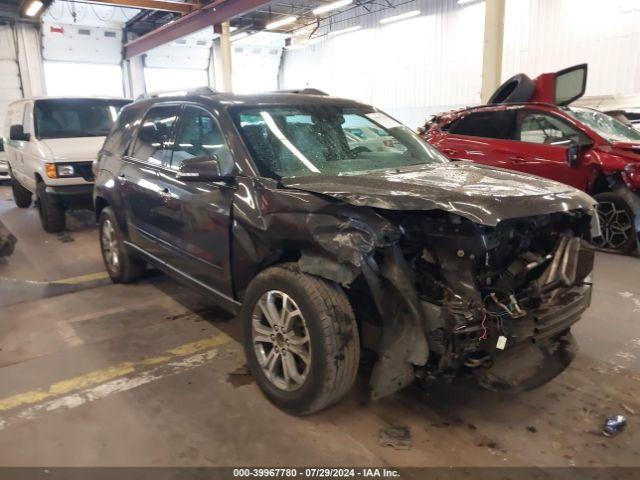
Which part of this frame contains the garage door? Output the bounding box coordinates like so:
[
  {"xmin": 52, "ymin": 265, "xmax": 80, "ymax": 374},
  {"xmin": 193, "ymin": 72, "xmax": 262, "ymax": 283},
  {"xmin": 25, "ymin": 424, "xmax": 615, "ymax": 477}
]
[
  {"xmin": 144, "ymin": 32, "xmax": 212, "ymax": 92},
  {"xmin": 41, "ymin": 22, "xmax": 125, "ymax": 97},
  {"xmin": 0, "ymin": 25, "xmax": 23, "ymax": 137}
]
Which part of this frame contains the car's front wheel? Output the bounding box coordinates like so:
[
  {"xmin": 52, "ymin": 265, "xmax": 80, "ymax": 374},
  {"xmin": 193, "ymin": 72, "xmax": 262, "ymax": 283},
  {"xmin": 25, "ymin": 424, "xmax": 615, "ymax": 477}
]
[
  {"xmin": 592, "ymin": 192, "xmax": 637, "ymax": 254},
  {"xmin": 99, "ymin": 207, "xmax": 145, "ymax": 283},
  {"xmin": 242, "ymin": 265, "xmax": 360, "ymax": 415},
  {"xmin": 11, "ymin": 175, "xmax": 32, "ymax": 208},
  {"xmin": 36, "ymin": 182, "xmax": 65, "ymax": 233}
]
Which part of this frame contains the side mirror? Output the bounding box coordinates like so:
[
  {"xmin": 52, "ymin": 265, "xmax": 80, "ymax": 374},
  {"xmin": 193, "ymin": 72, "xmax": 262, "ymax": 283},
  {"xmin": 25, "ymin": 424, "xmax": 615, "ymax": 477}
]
[
  {"xmin": 176, "ymin": 155, "xmax": 234, "ymax": 182},
  {"xmin": 567, "ymin": 143, "xmax": 580, "ymax": 167},
  {"xmin": 9, "ymin": 125, "xmax": 30, "ymax": 142}
]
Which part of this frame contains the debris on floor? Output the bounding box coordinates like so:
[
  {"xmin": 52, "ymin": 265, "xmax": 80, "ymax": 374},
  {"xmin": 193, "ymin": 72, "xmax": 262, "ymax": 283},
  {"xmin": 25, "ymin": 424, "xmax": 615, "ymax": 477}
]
[
  {"xmin": 57, "ymin": 231, "xmax": 74, "ymax": 243},
  {"xmin": 379, "ymin": 426, "xmax": 411, "ymax": 450},
  {"xmin": 226, "ymin": 365, "xmax": 253, "ymax": 388},
  {"xmin": 602, "ymin": 415, "xmax": 627, "ymax": 437},
  {"xmin": 526, "ymin": 425, "xmax": 537, "ymax": 433},
  {"xmin": 0, "ymin": 221, "xmax": 16, "ymax": 258},
  {"xmin": 621, "ymin": 403, "xmax": 636, "ymax": 415}
]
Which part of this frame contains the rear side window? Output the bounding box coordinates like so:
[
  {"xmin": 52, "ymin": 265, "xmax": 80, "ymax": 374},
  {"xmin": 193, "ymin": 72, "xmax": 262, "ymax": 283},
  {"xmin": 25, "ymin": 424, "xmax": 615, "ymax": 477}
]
[
  {"xmin": 103, "ymin": 106, "xmax": 139, "ymax": 155},
  {"xmin": 131, "ymin": 104, "xmax": 179, "ymax": 166},
  {"xmin": 449, "ymin": 110, "xmax": 516, "ymax": 140}
]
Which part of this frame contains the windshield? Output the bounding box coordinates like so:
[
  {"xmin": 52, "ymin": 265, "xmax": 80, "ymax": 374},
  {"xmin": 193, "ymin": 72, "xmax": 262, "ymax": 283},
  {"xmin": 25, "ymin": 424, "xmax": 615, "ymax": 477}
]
[
  {"xmin": 231, "ymin": 105, "xmax": 448, "ymax": 179},
  {"xmin": 35, "ymin": 99, "xmax": 130, "ymax": 140},
  {"xmin": 567, "ymin": 107, "xmax": 640, "ymax": 143}
]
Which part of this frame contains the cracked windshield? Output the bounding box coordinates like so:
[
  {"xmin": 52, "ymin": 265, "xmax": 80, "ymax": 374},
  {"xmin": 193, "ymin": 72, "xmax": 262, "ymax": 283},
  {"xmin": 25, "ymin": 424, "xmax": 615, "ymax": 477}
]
[{"xmin": 232, "ymin": 105, "xmax": 448, "ymax": 179}]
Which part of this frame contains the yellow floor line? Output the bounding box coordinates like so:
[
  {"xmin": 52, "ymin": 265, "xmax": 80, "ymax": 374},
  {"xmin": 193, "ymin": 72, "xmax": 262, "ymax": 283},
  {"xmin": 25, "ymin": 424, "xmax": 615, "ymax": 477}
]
[
  {"xmin": 53, "ymin": 271, "xmax": 110, "ymax": 285},
  {"xmin": 0, "ymin": 334, "xmax": 230, "ymax": 412}
]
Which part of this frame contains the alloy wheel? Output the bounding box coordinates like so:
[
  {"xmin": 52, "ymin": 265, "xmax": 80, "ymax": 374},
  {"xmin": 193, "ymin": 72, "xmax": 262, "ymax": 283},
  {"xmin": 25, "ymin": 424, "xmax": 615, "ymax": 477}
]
[
  {"xmin": 593, "ymin": 201, "xmax": 633, "ymax": 251},
  {"xmin": 101, "ymin": 218, "xmax": 120, "ymax": 273},
  {"xmin": 251, "ymin": 290, "xmax": 311, "ymax": 392}
]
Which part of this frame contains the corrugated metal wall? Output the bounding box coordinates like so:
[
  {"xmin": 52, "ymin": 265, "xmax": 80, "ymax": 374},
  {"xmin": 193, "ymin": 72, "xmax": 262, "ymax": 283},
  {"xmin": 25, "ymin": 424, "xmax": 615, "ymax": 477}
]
[
  {"xmin": 502, "ymin": 0, "xmax": 640, "ymax": 97},
  {"xmin": 281, "ymin": 0, "xmax": 640, "ymax": 128},
  {"xmin": 281, "ymin": 0, "xmax": 484, "ymax": 128}
]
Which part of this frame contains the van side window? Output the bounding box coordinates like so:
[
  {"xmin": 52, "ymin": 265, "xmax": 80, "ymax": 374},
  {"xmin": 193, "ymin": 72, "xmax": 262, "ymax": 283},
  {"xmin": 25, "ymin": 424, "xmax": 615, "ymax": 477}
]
[
  {"xmin": 171, "ymin": 106, "xmax": 232, "ymax": 173},
  {"xmin": 449, "ymin": 110, "xmax": 516, "ymax": 140},
  {"xmin": 22, "ymin": 104, "xmax": 32, "ymax": 134},
  {"xmin": 131, "ymin": 105, "xmax": 179, "ymax": 166}
]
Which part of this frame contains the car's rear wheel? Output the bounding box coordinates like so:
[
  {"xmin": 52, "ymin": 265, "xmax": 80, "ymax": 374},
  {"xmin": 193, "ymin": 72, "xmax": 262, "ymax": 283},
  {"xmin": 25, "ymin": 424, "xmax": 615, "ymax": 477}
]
[
  {"xmin": 99, "ymin": 207, "xmax": 145, "ymax": 283},
  {"xmin": 592, "ymin": 192, "xmax": 637, "ymax": 254},
  {"xmin": 242, "ymin": 265, "xmax": 360, "ymax": 415},
  {"xmin": 11, "ymin": 176, "xmax": 32, "ymax": 208},
  {"xmin": 36, "ymin": 182, "xmax": 65, "ymax": 233}
]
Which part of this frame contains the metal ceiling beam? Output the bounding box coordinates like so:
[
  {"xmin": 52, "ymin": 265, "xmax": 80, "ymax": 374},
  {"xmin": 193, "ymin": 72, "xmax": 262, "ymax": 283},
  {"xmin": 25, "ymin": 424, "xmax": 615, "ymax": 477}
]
[
  {"xmin": 123, "ymin": 0, "xmax": 272, "ymax": 59},
  {"xmin": 75, "ymin": 0, "xmax": 198, "ymax": 14}
]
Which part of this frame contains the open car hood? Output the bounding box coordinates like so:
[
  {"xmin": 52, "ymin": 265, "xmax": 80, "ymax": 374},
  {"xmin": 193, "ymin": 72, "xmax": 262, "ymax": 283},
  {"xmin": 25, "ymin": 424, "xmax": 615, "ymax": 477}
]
[
  {"xmin": 489, "ymin": 64, "xmax": 588, "ymax": 106},
  {"xmin": 282, "ymin": 162, "xmax": 596, "ymax": 226}
]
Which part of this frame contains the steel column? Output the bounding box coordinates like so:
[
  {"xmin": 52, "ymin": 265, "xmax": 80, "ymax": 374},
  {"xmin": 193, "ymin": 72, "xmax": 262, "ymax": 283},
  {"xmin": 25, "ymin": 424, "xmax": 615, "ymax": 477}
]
[{"xmin": 480, "ymin": 0, "xmax": 506, "ymax": 103}]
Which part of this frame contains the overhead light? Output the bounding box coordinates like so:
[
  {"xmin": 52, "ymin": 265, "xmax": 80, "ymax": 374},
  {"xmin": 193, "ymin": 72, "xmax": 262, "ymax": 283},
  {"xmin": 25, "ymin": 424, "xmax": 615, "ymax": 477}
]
[
  {"xmin": 231, "ymin": 32, "xmax": 249, "ymax": 42},
  {"xmin": 266, "ymin": 16, "xmax": 297, "ymax": 30},
  {"xmin": 328, "ymin": 25, "xmax": 361, "ymax": 36},
  {"xmin": 25, "ymin": 0, "xmax": 43, "ymax": 17},
  {"xmin": 312, "ymin": 0, "xmax": 353, "ymax": 16},
  {"xmin": 457, "ymin": 0, "xmax": 477, "ymax": 4},
  {"xmin": 379, "ymin": 10, "xmax": 421, "ymax": 24}
]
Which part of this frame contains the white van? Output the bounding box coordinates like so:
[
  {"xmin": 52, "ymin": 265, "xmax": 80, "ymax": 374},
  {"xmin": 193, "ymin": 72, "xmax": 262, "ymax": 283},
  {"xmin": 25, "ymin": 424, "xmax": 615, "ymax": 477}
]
[{"xmin": 4, "ymin": 97, "xmax": 130, "ymax": 232}]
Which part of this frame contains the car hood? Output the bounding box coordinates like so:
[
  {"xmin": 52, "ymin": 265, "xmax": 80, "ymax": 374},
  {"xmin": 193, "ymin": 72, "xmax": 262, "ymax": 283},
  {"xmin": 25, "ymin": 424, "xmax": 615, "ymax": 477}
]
[
  {"xmin": 40, "ymin": 137, "xmax": 106, "ymax": 162},
  {"xmin": 282, "ymin": 162, "xmax": 596, "ymax": 226}
]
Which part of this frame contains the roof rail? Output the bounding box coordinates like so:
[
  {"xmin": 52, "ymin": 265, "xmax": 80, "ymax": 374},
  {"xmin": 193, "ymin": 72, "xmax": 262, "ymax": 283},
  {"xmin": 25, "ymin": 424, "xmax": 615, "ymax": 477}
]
[
  {"xmin": 135, "ymin": 86, "xmax": 218, "ymax": 101},
  {"xmin": 275, "ymin": 88, "xmax": 329, "ymax": 96}
]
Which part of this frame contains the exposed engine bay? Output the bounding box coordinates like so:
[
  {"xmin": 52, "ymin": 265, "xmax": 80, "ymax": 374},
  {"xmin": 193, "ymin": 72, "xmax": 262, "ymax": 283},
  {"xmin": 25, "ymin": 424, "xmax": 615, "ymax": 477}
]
[{"xmin": 347, "ymin": 209, "xmax": 595, "ymax": 399}]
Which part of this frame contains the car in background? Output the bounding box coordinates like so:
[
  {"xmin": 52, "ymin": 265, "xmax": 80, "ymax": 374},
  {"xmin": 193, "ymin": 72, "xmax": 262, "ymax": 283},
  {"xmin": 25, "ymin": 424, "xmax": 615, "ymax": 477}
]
[
  {"xmin": 0, "ymin": 139, "xmax": 9, "ymax": 182},
  {"xmin": 603, "ymin": 109, "xmax": 640, "ymax": 132},
  {"xmin": 423, "ymin": 64, "xmax": 640, "ymax": 254},
  {"xmin": 3, "ymin": 97, "xmax": 130, "ymax": 232},
  {"xmin": 94, "ymin": 88, "xmax": 597, "ymax": 414}
]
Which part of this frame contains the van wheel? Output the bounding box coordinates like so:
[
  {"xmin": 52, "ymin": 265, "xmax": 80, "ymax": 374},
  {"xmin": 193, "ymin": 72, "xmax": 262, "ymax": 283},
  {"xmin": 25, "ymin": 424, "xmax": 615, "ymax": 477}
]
[
  {"xmin": 11, "ymin": 176, "xmax": 32, "ymax": 208},
  {"xmin": 36, "ymin": 182, "xmax": 66, "ymax": 233},
  {"xmin": 592, "ymin": 192, "xmax": 637, "ymax": 254},
  {"xmin": 242, "ymin": 265, "xmax": 360, "ymax": 415},
  {"xmin": 99, "ymin": 207, "xmax": 145, "ymax": 283}
]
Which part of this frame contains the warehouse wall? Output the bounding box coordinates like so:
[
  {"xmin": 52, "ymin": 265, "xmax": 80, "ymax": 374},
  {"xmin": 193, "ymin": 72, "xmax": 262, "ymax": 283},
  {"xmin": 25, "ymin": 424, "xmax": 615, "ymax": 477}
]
[
  {"xmin": 502, "ymin": 0, "xmax": 640, "ymax": 97},
  {"xmin": 281, "ymin": 0, "xmax": 484, "ymax": 128},
  {"xmin": 281, "ymin": 0, "xmax": 640, "ymax": 128}
]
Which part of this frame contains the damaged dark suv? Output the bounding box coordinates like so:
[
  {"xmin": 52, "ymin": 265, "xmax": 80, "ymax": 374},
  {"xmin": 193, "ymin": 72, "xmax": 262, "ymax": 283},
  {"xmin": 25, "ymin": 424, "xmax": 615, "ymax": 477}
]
[{"xmin": 94, "ymin": 88, "xmax": 599, "ymax": 415}]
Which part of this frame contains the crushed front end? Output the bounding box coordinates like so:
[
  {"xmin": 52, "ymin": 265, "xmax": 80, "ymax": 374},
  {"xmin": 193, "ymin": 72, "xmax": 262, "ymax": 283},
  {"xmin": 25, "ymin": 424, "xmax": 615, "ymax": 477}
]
[{"xmin": 356, "ymin": 209, "xmax": 595, "ymax": 398}]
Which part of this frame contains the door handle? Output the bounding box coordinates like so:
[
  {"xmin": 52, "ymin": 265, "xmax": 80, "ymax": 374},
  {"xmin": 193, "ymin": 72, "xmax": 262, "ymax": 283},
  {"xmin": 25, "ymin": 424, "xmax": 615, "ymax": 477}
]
[{"xmin": 509, "ymin": 156, "xmax": 525, "ymax": 163}]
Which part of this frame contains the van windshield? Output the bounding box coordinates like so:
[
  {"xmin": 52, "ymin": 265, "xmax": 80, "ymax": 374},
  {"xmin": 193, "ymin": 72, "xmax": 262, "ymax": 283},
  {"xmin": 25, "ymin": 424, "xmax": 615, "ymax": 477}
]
[
  {"xmin": 231, "ymin": 105, "xmax": 448, "ymax": 179},
  {"xmin": 34, "ymin": 99, "xmax": 130, "ymax": 140}
]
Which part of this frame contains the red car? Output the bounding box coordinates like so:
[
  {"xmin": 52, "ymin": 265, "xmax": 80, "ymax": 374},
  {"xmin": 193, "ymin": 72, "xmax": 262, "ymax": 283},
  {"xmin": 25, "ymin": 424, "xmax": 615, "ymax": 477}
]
[{"xmin": 423, "ymin": 64, "xmax": 640, "ymax": 254}]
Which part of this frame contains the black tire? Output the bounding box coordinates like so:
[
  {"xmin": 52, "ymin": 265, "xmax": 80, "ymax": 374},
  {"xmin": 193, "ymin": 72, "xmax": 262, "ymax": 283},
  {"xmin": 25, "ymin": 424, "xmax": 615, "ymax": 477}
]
[
  {"xmin": 98, "ymin": 207, "xmax": 145, "ymax": 283},
  {"xmin": 592, "ymin": 192, "xmax": 637, "ymax": 254},
  {"xmin": 11, "ymin": 175, "xmax": 32, "ymax": 208},
  {"xmin": 36, "ymin": 182, "xmax": 65, "ymax": 233},
  {"xmin": 488, "ymin": 73, "xmax": 536, "ymax": 104},
  {"xmin": 242, "ymin": 264, "xmax": 360, "ymax": 415}
]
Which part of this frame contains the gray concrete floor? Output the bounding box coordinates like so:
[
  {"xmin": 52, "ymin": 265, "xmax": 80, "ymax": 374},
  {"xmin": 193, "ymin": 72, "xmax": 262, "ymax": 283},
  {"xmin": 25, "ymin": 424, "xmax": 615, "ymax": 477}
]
[{"xmin": 0, "ymin": 182, "xmax": 639, "ymax": 468}]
